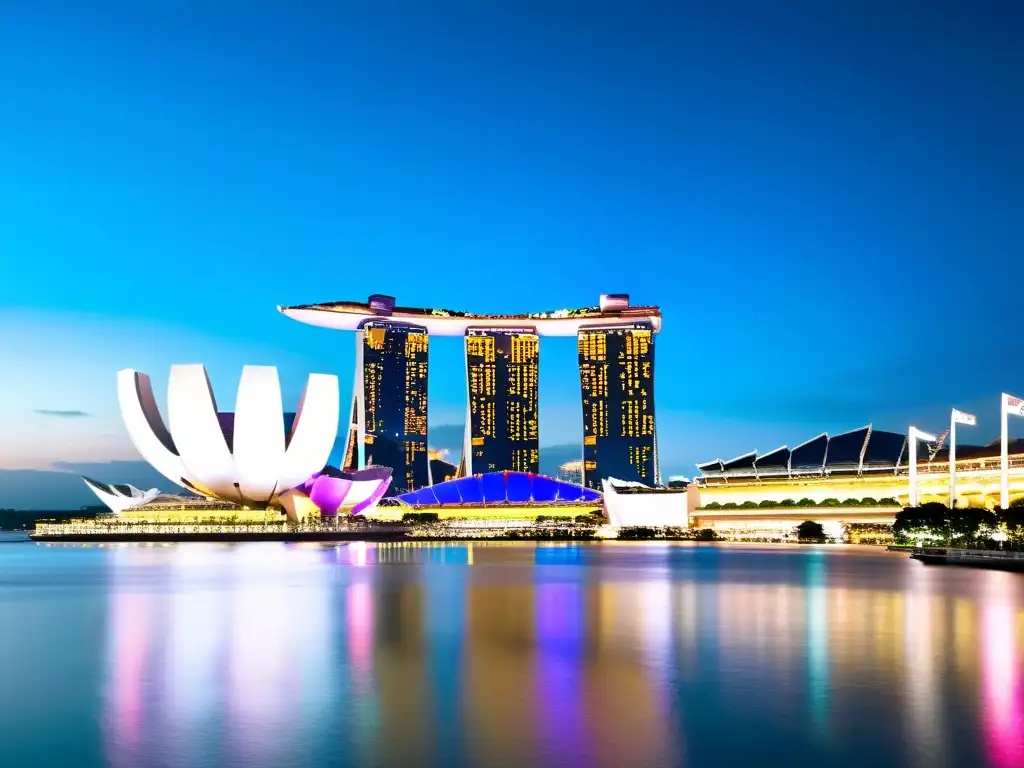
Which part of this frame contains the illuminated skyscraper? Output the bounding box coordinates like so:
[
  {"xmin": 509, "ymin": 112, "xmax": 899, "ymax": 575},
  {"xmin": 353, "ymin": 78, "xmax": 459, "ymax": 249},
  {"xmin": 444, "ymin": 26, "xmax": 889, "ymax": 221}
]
[
  {"xmin": 463, "ymin": 328, "xmax": 540, "ymax": 474},
  {"xmin": 342, "ymin": 321, "xmax": 430, "ymax": 494},
  {"xmin": 578, "ymin": 323, "xmax": 658, "ymax": 489}
]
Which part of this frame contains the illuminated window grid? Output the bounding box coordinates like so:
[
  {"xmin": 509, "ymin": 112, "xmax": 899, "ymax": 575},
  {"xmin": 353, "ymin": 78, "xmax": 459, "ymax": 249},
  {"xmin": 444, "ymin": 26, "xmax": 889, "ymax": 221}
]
[
  {"xmin": 578, "ymin": 331, "xmax": 607, "ymax": 361},
  {"xmin": 364, "ymin": 360, "xmax": 381, "ymax": 434},
  {"xmin": 629, "ymin": 444, "xmax": 654, "ymax": 480},
  {"xmin": 579, "ymin": 362, "xmax": 609, "ymax": 438},
  {"xmin": 511, "ymin": 447, "xmax": 539, "ymax": 473},
  {"xmin": 404, "ymin": 357, "xmax": 428, "ymax": 437}
]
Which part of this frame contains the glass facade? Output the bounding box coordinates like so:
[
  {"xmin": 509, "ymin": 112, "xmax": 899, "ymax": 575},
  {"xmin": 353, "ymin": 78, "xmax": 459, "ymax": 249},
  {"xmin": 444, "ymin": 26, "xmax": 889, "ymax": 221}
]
[
  {"xmin": 361, "ymin": 321, "xmax": 430, "ymax": 494},
  {"xmin": 465, "ymin": 329, "xmax": 540, "ymax": 474},
  {"xmin": 578, "ymin": 323, "xmax": 657, "ymax": 489}
]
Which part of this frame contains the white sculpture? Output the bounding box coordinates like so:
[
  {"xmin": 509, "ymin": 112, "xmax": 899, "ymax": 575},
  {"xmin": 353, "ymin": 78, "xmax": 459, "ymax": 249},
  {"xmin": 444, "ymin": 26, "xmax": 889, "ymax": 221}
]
[
  {"xmin": 117, "ymin": 364, "xmax": 339, "ymax": 507},
  {"xmin": 81, "ymin": 477, "xmax": 160, "ymax": 514}
]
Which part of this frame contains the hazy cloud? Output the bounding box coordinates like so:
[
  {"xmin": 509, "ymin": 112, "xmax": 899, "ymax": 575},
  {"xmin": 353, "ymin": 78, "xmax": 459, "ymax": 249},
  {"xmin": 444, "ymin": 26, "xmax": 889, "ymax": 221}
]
[{"xmin": 34, "ymin": 409, "xmax": 91, "ymax": 418}]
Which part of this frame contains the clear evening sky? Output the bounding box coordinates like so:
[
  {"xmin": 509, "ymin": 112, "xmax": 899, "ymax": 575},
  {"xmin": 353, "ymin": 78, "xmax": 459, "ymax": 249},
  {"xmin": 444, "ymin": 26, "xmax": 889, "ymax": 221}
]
[{"xmin": 0, "ymin": 1, "xmax": 1021, "ymax": 507}]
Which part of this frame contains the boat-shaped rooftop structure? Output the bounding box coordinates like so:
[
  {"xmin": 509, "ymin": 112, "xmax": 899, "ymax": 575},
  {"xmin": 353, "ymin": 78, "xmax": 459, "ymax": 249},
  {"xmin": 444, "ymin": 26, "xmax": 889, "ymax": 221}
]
[{"xmin": 278, "ymin": 293, "xmax": 662, "ymax": 337}]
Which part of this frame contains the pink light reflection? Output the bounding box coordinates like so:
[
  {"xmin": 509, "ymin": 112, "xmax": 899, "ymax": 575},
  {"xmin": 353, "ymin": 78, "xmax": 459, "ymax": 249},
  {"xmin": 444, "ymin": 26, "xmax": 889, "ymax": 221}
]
[
  {"xmin": 107, "ymin": 590, "xmax": 150, "ymax": 752},
  {"xmin": 981, "ymin": 602, "xmax": 1024, "ymax": 768},
  {"xmin": 347, "ymin": 541, "xmax": 375, "ymax": 567},
  {"xmin": 348, "ymin": 580, "xmax": 375, "ymax": 688}
]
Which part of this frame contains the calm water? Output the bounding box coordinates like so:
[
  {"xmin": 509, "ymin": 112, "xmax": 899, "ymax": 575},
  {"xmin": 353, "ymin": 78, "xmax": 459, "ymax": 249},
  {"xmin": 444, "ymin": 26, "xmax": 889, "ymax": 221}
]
[{"xmin": 1, "ymin": 540, "xmax": 1023, "ymax": 768}]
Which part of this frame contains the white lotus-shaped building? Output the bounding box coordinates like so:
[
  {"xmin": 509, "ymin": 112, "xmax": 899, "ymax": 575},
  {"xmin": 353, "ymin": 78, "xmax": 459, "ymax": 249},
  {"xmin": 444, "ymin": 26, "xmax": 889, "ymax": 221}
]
[
  {"xmin": 81, "ymin": 477, "xmax": 161, "ymax": 514},
  {"xmin": 117, "ymin": 364, "xmax": 340, "ymax": 508}
]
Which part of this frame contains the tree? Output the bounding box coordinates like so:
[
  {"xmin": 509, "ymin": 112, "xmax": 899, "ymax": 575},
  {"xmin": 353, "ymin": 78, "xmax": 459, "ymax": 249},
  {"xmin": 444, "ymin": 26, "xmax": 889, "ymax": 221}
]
[
  {"xmin": 996, "ymin": 506, "xmax": 1024, "ymax": 543},
  {"xmin": 779, "ymin": 499, "xmax": 796, "ymax": 507},
  {"xmin": 721, "ymin": 502, "xmax": 738, "ymax": 509},
  {"xmin": 947, "ymin": 506, "xmax": 998, "ymax": 546},
  {"xmin": 618, "ymin": 527, "xmax": 657, "ymax": 540},
  {"xmin": 576, "ymin": 511, "xmax": 605, "ymax": 525},
  {"xmin": 878, "ymin": 497, "xmax": 899, "ymax": 506},
  {"xmin": 701, "ymin": 501, "xmax": 721, "ymax": 509},
  {"xmin": 758, "ymin": 499, "xmax": 777, "ymax": 508},
  {"xmin": 860, "ymin": 497, "xmax": 878, "ymax": 507},
  {"xmin": 818, "ymin": 498, "xmax": 841, "ymax": 507},
  {"xmin": 796, "ymin": 498, "xmax": 817, "ymax": 507},
  {"xmin": 893, "ymin": 503, "xmax": 947, "ymax": 544},
  {"xmin": 796, "ymin": 520, "xmax": 826, "ymax": 542},
  {"xmin": 740, "ymin": 501, "xmax": 758, "ymax": 509}
]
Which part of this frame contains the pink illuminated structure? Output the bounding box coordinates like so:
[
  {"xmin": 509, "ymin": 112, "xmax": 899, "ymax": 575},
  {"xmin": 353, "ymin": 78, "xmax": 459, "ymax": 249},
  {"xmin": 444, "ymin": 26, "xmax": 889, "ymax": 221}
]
[{"xmin": 277, "ymin": 466, "xmax": 392, "ymax": 523}]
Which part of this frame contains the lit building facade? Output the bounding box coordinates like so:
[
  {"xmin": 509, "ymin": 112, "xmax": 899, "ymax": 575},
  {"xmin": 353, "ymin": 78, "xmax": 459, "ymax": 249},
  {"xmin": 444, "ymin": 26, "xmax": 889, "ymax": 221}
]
[
  {"xmin": 346, "ymin": 321, "xmax": 430, "ymax": 494},
  {"xmin": 463, "ymin": 328, "xmax": 540, "ymax": 474},
  {"xmin": 578, "ymin": 323, "xmax": 658, "ymax": 489}
]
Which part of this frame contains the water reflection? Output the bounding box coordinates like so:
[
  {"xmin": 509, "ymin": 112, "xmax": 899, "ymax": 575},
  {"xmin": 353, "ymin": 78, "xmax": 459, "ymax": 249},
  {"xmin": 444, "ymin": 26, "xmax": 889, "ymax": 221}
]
[
  {"xmin": 14, "ymin": 542, "xmax": 1012, "ymax": 768},
  {"xmin": 981, "ymin": 582, "xmax": 1024, "ymax": 768},
  {"xmin": 534, "ymin": 579, "xmax": 585, "ymax": 767},
  {"xmin": 805, "ymin": 553, "xmax": 829, "ymax": 735}
]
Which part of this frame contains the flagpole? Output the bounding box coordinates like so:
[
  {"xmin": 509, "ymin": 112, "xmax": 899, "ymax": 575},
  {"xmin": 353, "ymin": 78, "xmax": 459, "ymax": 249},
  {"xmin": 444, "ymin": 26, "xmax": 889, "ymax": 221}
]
[
  {"xmin": 909, "ymin": 427, "xmax": 918, "ymax": 507},
  {"xmin": 949, "ymin": 413, "xmax": 957, "ymax": 510},
  {"xmin": 1001, "ymin": 394, "xmax": 1009, "ymax": 510},
  {"xmin": 909, "ymin": 426, "xmax": 936, "ymax": 508}
]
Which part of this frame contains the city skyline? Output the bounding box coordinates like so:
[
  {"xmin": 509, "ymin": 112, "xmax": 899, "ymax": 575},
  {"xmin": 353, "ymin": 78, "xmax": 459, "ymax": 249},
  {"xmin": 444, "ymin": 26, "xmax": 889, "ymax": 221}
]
[{"xmin": 1, "ymin": 1, "xmax": 1022, "ymax": 508}]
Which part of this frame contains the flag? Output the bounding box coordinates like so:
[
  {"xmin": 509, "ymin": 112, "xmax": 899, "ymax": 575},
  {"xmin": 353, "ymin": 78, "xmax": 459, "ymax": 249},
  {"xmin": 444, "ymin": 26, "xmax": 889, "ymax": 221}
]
[
  {"xmin": 952, "ymin": 409, "xmax": 976, "ymax": 426},
  {"xmin": 1004, "ymin": 394, "xmax": 1024, "ymax": 416}
]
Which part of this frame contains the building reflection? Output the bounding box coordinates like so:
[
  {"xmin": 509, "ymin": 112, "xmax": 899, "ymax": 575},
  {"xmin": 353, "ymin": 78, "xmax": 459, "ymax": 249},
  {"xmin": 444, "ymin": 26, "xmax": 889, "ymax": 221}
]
[
  {"xmin": 804, "ymin": 554, "xmax": 830, "ymax": 734},
  {"xmin": 104, "ymin": 569, "xmax": 151, "ymax": 766},
  {"xmin": 902, "ymin": 567, "xmax": 943, "ymax": 768},
  {"xmin": 980, "ymin": 581, "xmax": 1024, "ymax": 768},
  {"xmin": 96, "ymin": 543, "xmax": 1024, "ymax": 768},
  {"xmin": 534, "ymin": 579, "xmax": 586, "ymax": 766},
  {"xmin": 165, "ymin": 546, "xmax": 228, "ymax": 766}
]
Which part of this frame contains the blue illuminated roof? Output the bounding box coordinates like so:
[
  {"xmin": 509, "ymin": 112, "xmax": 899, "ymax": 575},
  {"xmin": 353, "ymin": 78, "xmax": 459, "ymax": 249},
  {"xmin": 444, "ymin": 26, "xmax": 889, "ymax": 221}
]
[{"xmin": 397, "ymin": 471, "xmax": 601, "ymax": 505}]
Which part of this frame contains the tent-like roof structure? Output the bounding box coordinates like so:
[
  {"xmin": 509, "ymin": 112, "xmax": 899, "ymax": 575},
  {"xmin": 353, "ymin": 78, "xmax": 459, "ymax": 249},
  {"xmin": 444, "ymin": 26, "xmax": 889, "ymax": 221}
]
[
  {"xmin": 753, "ymin": 446, "xmax": 790, "ymax": 476},
  {"xmin": 824, "ymin": 426, "xmax": 870, "ymax": 472},
  {"xmin": 398, "ymin": 471, "xmax": 601, "ymax": 506},
  {"xmin": 695, "ymin": 425, "xmax": 940, "ymax": 483}
]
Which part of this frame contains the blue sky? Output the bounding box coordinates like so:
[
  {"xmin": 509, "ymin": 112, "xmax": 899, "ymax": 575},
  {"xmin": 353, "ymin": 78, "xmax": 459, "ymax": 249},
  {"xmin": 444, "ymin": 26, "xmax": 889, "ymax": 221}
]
[{"xmin": 1, "ymin": 1, "xmax": 1022, "ymax": 505}]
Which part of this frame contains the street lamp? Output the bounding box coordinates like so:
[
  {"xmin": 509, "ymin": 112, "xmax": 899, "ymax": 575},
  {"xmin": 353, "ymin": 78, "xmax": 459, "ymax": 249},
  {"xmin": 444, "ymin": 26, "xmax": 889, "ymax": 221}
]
[
  {"xmin": 1001, "ymin": 393, "xmax": 1024, "ymax": 510},
  {"xmin": 908, "ymin": 426, "xmax": 937, "ymax": 508},
  {"xmin": 949, "ymin": 409, "xmax": 977, "ymax": 510}
]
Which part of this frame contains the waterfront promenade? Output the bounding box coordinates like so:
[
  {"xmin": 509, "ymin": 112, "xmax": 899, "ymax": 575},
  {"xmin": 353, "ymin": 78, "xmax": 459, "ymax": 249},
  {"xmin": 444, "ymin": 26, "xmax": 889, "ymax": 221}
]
[{"xmin": 910, "ymin": 547, "xmax": 1024, "ymax": 571}]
